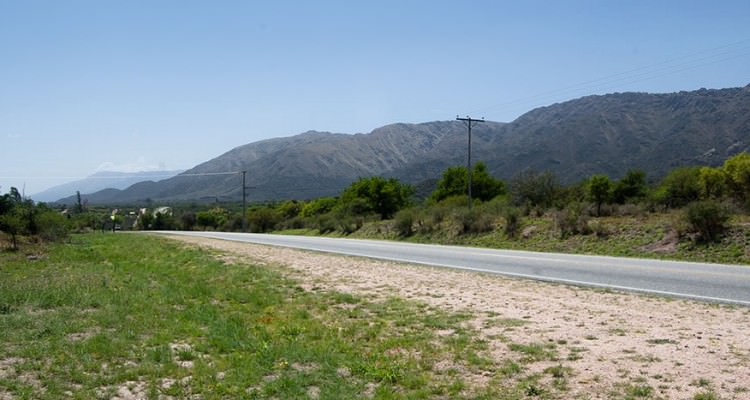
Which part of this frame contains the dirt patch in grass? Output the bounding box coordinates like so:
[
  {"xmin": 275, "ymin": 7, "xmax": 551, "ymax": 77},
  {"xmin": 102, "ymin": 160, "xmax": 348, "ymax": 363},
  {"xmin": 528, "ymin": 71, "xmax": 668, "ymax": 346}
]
[
  {"xmin": 170, "ymin": 235, "xmax": 750, "ymax": 400},
  {"xmin": 639, "ymin": 230, "xmax": 679, "ymax": 254}
]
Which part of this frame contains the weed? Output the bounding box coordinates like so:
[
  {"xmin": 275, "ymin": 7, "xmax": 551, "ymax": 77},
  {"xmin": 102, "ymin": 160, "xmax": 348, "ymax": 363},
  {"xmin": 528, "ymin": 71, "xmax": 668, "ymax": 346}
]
[
  {"xmin": 693, "ymin": 391, "xmax": 719, "ymax": 400},
  {"xmin": 508, "ymin": 342, "xmax": 557, "ymax": 362},
  {"xmin": 544, "ymin": 364, "xmax": 571, "ymax": 378},
  {"xmin": 625, "ymin": 384, "xmax": 653, "ymax": 398},
  {"xmin": 498, "ymin": 360, "xmax": 523, "ymax": 377}
]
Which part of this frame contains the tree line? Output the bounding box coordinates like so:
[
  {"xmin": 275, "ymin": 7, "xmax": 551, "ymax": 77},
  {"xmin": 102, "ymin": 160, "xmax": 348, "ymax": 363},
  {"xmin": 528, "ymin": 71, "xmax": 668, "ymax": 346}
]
[
  {"xmin": 136, "ymin": 152, "xmax": 750, "ymax": 244},
  {"xmin": 3, "ymin": 152, "xmax": 749, "ymax": 249}
]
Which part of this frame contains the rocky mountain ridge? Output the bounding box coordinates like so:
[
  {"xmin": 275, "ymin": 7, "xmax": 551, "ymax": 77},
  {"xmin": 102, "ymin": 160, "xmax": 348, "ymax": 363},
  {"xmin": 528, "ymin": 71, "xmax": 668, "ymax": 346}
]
[{"xmin": 58, "ymin": 85, "xmax": 750, "ymax": 204}]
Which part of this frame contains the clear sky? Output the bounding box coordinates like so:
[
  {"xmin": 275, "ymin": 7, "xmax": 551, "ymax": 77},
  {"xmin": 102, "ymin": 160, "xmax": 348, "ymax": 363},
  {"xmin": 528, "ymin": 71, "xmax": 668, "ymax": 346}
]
[{"xmin": 2, "ymin": 0, "xmax": 749, "ymax": 195}]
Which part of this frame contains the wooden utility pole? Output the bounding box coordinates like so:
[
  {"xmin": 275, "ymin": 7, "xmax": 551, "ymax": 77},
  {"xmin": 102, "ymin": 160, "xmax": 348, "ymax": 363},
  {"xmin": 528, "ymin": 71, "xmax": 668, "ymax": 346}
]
[
  {"xmin": 456, "ymin": 116, "xmax": 485, "ymax": 208},
  {"xmin": 242, "ymin": 171, "xmax": 247, "ymax": 232},
  {"xmin": 241, "ymin": 171, "xmax": 256, "ymax": 233}
]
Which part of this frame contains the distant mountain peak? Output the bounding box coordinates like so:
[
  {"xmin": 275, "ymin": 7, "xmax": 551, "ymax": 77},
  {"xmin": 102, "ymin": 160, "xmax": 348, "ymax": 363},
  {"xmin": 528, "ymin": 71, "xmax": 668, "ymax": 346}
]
[{"xmin": 37, "ymin": 169, "xmax": 183, "ymax": 203}]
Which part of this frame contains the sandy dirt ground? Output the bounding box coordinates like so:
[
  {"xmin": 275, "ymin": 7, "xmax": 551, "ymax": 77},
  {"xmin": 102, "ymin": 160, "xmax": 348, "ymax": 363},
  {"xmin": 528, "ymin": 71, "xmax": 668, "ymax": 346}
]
[{"xmin": 168, "ymin": 235, "xmax": 750, "ymax": 399}]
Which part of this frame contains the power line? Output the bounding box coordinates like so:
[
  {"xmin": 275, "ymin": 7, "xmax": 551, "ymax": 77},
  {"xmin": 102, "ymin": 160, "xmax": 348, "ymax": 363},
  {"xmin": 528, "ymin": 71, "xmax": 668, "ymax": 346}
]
[
  {"xmin": 464, "ymin": 39, "xmax": 750, "ymax": 118},
  {"xmin": 0, "ymin": 171, "xmax": 241, "ymax": 180}
]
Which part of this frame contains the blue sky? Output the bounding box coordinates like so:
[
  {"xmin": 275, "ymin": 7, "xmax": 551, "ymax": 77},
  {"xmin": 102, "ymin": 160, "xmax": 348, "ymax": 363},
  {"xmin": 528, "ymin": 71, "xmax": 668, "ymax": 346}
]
[{"xmin": 1, "ymin": 1, "xmax": 749, "ymax": 195}]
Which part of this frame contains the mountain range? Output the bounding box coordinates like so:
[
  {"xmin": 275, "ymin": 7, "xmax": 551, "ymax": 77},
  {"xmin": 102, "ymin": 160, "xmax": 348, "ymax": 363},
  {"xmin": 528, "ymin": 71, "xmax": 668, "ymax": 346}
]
[
  {"xmin": 56, "ymin": 84, "xmax": 750, "ymax": 205},
  {"xmin": 37, "ymin": 170, "xmax": 182, "ymax": 203}
]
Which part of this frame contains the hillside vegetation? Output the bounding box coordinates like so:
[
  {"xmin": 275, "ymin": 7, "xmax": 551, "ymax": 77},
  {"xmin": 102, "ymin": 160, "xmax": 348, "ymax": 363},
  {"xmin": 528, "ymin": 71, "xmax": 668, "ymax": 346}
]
[{"xmin": 37, "ymin": 152, "xmax": 746, "ymax": 266}]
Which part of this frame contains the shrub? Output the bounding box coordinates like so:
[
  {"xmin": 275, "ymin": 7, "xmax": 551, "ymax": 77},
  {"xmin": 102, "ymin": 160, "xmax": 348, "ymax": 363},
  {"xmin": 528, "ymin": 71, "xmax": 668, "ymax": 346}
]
[
  {"xmin": 453, "ymin": 208, "xmax": 494, "ymax": 235},
  {"xmin": 315, "ymin": 213, "xmax": 337, "ymax": 234},
  {"xmin": 553, "ymin": 203, "xmax": 590, "ymax": 238},
  {"xmin": 300, "ymin": 197, "xmax": 337, "ymax": 218},
  {"xmin": 35, "ymin": 210, "xmax": 70, "ymax": 242},
  {"xmin": 479, "ymin": 195, "xmax": 510, "ymax": 217},
  {"xmin": 587, "ymin": 219, "xmax": 610, "ymax": 238},
  {"xmin": 221, "ymin": 216, "xmax": 243, "ymax": 232},
  {"xmin": 278, "ymin": 216, "xmax": 306, "ymax": 230},
  {"xmin": 684, "ymin": 200, "xmax": 731, "ymax": 243},
  {"xmin": 509, "ymin": 169, "xmax": 560, "ymax": 210},
  {"xmin": 658, "ymin": 166, "xmax": 702, "ymax": 208},
  {"xmin": 336, "ymin": 214, "xmax": 364, "ymax": 234},
  {"xmin": 503, "ymin": 207, "xmax": 522, "ymax": 238},
  {"xmin": 394, "ymin": 208, "xmax": 416, "ymax": 237},
  {"xmin": 587, "ymin": 174, "xmax": 612, "ymax": 216},
  {"xmin": 430, "ymin": 162, "xmax": 505, "ymax": 203},
  {"xmin": 248, "ymin": 208, "xmax": 280, "ymax": 233},
  {"xmin": 339, "ymin": 176, "xmax": 413, "ymax": 219}
]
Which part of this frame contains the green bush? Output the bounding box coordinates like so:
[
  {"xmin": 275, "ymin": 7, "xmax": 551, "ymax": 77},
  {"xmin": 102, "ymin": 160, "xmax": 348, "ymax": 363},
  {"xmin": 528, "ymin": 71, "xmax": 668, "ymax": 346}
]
[
  {"xmin": 658, "ymin": 166, "xmax": 702, "ymax": 208},
  {"xmin": 684, "ymin": 200, "xmax": 731, "ymax": 243},
  {"xmin": 300, "ymin": 197, "xmax": 337, "ymax": 218},
  {"xmin": 35, "ymin": 210, "xmax": 70, "ymax": 242}
]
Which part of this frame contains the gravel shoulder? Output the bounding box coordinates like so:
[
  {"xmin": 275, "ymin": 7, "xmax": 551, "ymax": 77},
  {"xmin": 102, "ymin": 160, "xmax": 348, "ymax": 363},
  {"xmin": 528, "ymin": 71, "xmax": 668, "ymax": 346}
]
[{"xmin": 167, "ymin": 235, "xmax": 750, "ymax": 399}]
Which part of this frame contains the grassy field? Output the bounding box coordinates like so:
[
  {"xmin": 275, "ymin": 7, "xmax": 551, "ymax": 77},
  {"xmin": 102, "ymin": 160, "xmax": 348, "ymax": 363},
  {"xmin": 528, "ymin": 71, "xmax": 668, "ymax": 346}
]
[{"xmin": 0, "ymin": 233, "xmax": 580, "ymax": 399}]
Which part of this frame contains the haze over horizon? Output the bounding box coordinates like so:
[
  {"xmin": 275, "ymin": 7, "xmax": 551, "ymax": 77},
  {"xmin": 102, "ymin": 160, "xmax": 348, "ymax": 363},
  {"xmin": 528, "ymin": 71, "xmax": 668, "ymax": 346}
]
[{"xmin": 2, "ymin": 1, "xmax": 749, "ymax": 195}]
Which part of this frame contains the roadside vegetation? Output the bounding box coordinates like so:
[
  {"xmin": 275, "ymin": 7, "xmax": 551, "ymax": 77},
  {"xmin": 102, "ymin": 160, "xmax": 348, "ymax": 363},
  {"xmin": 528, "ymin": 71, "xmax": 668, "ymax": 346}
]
[
  {"xmin": 2, "ymin": 233, "xmax": 585, "ymax": 399},
  {"xmin": 168, "ymin": 154, "xmax": 749, "ymax": 265},
  {"xmin": 3, "ymin": 154, "xmax": 750, "ymax": 264}
]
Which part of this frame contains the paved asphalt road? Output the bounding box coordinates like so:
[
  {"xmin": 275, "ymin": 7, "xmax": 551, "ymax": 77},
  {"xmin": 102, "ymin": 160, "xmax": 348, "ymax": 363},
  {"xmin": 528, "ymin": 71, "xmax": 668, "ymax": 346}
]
[{"xmin": 160, "ymin": 231, "xmax": 750, "ymax": 306}]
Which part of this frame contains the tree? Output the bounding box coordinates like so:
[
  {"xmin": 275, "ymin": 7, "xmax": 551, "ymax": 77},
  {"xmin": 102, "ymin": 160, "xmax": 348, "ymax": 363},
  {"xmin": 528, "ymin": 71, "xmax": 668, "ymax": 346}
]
[
  {"xmin": 137, "ymin": 212, "xmax": 154, "ymax": 230},
  {"xmin": 300, "ymin": 197, "xmax": 337, "ymax": 218},
  {"xmin": 0, "ymin": 212, "xmax": 23, "ymax": 250},
  {"xmin": 509, "ymin": 169, "xmax": 560, "ymax": 209},
  {"xmin": 0, "ymin": 193, "xmax": 13, "ymax": 216},
  {"xmin": 75, "ymin": 191, "xmax": 84, "ymax": 214},
  {"xmin": 277, "ymin": 200, "xmax": 302, "ymax": 219},
  {"xmin": 430, "ymin": 162, "xmax": 505, "ymax": 203},
  {"xmin": 684, "ymin": 200, "xmax": 731, "ymax": 243},
  {"xmin": 248, "ymin": 207, "xmax": 280, "ymax": 233},
  {"xmin": 698, "ymin": 166, "xmax": 727, "ymax": 199},
  {"xmin": 612, "ymin": 169, "xmax": 647, "ymax": 204},
  {"xmin": 152, "ymin": 211, "xmax": 175, "ymax": 230},
  {"xmin": 588, "ymin": 175, "xmax": 612, "ymax": 216},
  {"xmin": 180, "ymin": 212, "xmax": 197, "ymax": 231},
  {"xmin": 657, "ymin": 166, "xmax": 701, "ymax": 208},
  {"xmin": 722, "ymin": 152, "xmax": 750, "ymax": 207},
  {"xmin": 339, "ymin": 177, "xmax": 413, "ymax": 219},
  {"xmin": 196, "ymin": 207, "xmax": 230, "ymax": 230}
]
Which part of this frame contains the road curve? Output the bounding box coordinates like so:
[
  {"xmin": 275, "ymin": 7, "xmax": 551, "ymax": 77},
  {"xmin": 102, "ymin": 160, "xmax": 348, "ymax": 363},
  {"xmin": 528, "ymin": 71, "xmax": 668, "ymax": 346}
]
[{"xmin": 158, "ymin": 231, "xmax": 750, "ymax": 306}]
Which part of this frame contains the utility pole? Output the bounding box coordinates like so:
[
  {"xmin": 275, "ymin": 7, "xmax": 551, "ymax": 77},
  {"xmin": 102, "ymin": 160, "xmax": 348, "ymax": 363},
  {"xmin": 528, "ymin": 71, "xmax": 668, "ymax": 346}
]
[
  {"xmin": 240, "ymin": 171, "xmax": 256, "ymax": 233},
  {"xmin": 241, "ymin": 171, "xmax": 247, "ymax": 232},
  {"xmin": 456, "ymin": 116, "xmax": 485, "ymax": 208}
]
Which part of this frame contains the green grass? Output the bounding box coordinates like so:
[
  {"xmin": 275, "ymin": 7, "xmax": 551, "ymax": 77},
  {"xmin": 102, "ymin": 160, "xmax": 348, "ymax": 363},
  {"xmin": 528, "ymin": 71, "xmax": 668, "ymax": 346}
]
[
  {"xmin": 507, "ymin": 342, "xmax": 557, "ymax": 363},
  {"xmin": 1, "ymin": 233, "xmax": 578, "ymax": 399}
]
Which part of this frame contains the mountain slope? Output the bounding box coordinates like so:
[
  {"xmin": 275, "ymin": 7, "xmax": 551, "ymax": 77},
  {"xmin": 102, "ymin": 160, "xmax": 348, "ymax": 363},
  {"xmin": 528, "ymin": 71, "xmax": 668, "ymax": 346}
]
[
  {"xmin": 72, "ymin": 85, "xmax": 750, "ymax": 204},
  {"xmin": 480, "ymin": 86, "xmax": 750, "ymax": 182},
  {"xmin": 35, "ymin": 170, "xmax": 183, "ymax": 203}
]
